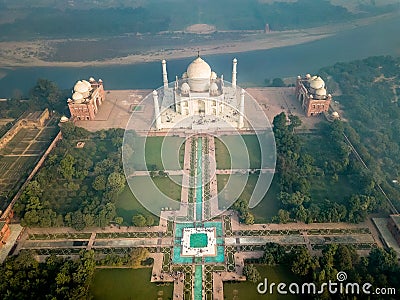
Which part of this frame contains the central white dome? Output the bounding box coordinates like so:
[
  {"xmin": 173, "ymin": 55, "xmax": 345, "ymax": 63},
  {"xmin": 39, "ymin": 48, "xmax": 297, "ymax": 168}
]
[{"xmin": 187, "ymin": 57, "xmax": 212, "ymax": 79}]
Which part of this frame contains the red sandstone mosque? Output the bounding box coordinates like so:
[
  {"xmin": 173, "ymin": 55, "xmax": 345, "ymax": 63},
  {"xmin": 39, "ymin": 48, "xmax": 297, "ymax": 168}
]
[
  {"xmin": 295, "ymin": 74, "xmax": 332, "ymax": 117},
  {"xmin": 67, "ymin": 77, "xmax": 105, "ymax": 121}
]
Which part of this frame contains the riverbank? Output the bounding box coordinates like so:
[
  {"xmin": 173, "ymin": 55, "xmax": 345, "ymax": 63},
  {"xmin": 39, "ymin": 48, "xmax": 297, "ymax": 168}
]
[{"xmin": 0, "ymin": 12, "xmax": 396, "ymax": 68}]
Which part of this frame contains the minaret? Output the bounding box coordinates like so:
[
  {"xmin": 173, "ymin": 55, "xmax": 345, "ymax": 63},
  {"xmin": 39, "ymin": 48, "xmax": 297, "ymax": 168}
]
[
  {"xmin": 152, "ymin": 90, "xmax": 162, "ymax": 130},
  {"xmin": 162, "ymin": 59, "xmax": 168, "ymax": 90},
  {"xmin": 238, "ymin": 88, "xmax": 245, "ymax": 129},
  {"xmin": 232, "ymin": 58, "xmax": 237, "ymax": 89}
]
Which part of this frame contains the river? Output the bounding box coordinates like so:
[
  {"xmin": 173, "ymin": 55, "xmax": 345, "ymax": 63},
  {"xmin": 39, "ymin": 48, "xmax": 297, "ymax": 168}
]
[{"xmin": 0, "ymin": 15, "xmax": 399, "ymax": 98}]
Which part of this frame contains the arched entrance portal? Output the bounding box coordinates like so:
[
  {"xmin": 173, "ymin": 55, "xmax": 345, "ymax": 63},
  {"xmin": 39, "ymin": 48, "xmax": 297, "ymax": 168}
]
[{"xmin": 198, "ymin": 100, "xmax": 205, "ymax": 114}]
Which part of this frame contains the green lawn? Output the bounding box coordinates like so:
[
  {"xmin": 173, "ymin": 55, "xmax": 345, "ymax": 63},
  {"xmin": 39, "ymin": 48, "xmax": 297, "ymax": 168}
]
[
  {"xmin": 309, "ymin": 174, "xmax": 359, "ymax": 205},
  {"xmin": 214, "ymin": 137, "xmax": 231, "ymax": 169},
  {"xmin": 301, "ymin": 134, "xmax": 339, "ymax": 167},
  {"xmin": 223, "ymin": 265, "xmax": 300, "ymax": 300},
  {"xmin": 301, "ymin": 133, "xmax": 363, "ymax": 205},
  {"xmin": 215, "ymin": 135, "xmax": 261, "ymax": 170},
  {"xmin": 179, "ymin": 140, "xmax": 185, "ymax": 169},
  {"xmin": 250, "ymin": 176, "xmax": 281, "ymax": 223},
  {"xmin": 116, "ymin": 175, "xmax": 182, "ymax": 225},
  {"xmin": 116, "ymin": 186, "xmax": 159, "ymax": 226},
  {"xmin": 242, "ymin": 135, "xmax": 261, "ymax": 169},
  {"xmin": 218, "ymin": 174, "xmax": 280, "ymax": 222},
  {"xmin": 90, "ymin": 268, "xmax": 173, "ymax": 300},
  {"xmin": 131, "ymin": 136, "xmax": 185, "ymax": 171},
  {"xmin": 152, "ymin": 175, "xmax": 182, "ymax": 202}
]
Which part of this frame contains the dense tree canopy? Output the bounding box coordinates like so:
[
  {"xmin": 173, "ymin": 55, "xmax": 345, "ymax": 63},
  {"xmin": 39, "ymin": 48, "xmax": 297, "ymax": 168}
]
[
  {"xmin": 272, "ymin": 112, "xmax": 385, "ymax": 223},
  {"xmin": 0, "ymin": 250, "xmax": 95, "ymax": 300},
  {"xmin": 320, "ymin": 55, "xmax": 400, "ymax": 209},
  {"xmin": 257, "ymin": 243, "xmax": 400, "ymax": 298},
  {"xmin": 14, "ymin": 125, "xmax": 126, "ymax": 230}
]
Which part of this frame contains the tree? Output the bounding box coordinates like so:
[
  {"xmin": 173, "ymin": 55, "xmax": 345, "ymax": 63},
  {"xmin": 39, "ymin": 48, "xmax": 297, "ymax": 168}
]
[
  {"xmin": 295, "ymin": 205, "xmax": 308, "ymax": 222},
  {"xmin": 368, "ymin": 247, "xmax": 398, "ymax": 274},
  {"xmin": 92, "ymin": 175, "xmax": 106, "ymax": 191},
  {"xmin": 130, "ymin": 248, "xmax": 149, "ymax": 268},
  {"xmin": 279, "ymin": 191, "xmax": 310, "ymax": 208},
  {"xmin": 22, "ymin": 209, "xmax": 39, "ymax": 226},
  {"xmin": 291, "ymin": 247, "xmax": 317, "ymax": 276},
  {"xmin": 115, "ymin": 216, "xmax": 124, "ymax": 225},
  {"xmin": 145, "ymin": 215, "xmax": 154, "ymax": 226},
  {"xmin": 334, "ymin": 244, "xmax": 356, "ymax": 272},
  {"xmin": 71, "ymin": 210, "xmax": 86, "ymax": 231},
  {"xmin": 270, "ymin": 78, "xmax": 286, "ymax": 87},
  {"xmin": 262, "ymin": 243, "xmax": 286, "ymax": 265},
  {"xmin": 30, "ymin": 78, "xmax": 65, "ymax": 112},
  {"xmin": 58, "ymin": 154, "xmax": 76, "ymax": 180},
  {"xmin": 347, "ymin": 194, "xmax": 370, "ymax": 223},
  {"xmin": 107, "ymin": 172, "xmax": 126, "ymax": 193},
  {"xmin": 132, "ymin": 214, "xmax": 146, "ymax": 227},
  {"xmin": 288, "ymin": 114, "xmax": 302, "ymax": 132},
  {"xmin": 243, "ymin": 212, "xmax": 255, "ymax": 225},
  {"xmin": 243, "ymin": 264, "xmax": 261, "ymax": 283},
  {"xmin": 277, "ymin": 209, "xmax": 290, "ymax": 223},
  {"xmin": 272, "ymin": 112, "xmax": 287, "ymax": 132}
]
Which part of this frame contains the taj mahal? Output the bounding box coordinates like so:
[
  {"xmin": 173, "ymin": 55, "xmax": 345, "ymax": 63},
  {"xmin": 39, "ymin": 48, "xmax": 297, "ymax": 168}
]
[{"xmin": 152, "ymin": 55, "xmax": 246, "ymax": 130}]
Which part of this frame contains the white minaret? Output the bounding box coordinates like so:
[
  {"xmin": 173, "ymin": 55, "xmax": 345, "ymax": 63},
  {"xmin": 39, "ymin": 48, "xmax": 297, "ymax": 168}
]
[
  {"xmin": 238, "ymin": 88, "xmax": 245, "ymax": 129},
  {"xmin": 162, "ymin": 59, "xmax": 168, "ymax": 89},
  {"xmin": 152, "ymin": 90, "xmax": 162, "ymax": 130},
  {"xmin": 232, "ymin": 58, "xmax": 237, "ymax": 89}
]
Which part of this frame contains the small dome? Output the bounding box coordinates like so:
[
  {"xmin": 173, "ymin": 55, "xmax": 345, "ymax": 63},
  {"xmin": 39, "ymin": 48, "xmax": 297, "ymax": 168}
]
[
  {"xmin": 98, "ymin": 79, "xmax": 103, "ymax": 82},
  {"xmin": 187, "ymin": 56, "xmax": 212, "ymax": 79},
  {"xmin": 305, "ymin": 74, "xmax": 311, "ymax": 79},
  {"xmin": 182, "ymin": 72, "xmax": 188, "ymax": 79},
  {"xmin": 210, "ymin": 82, "xmax": 218, "ymax": 92},
  {"xmin": 60, "ymin": 116, "xmax": 69, "ymax": 122},
  {"xmin": 210, "ymin": 71, "xmax": 217, "ymax": 80},
  {"xmin": 72, "ymin": 92, "xmax": 84, "ymax": 102},
  {"xmin": 74, "ymin": 81, "xmax": 89, "ymax": 93},
  {"xmin": 310, "ymin": 76, "xmax": 325, "ymax": 89},
  {"xmin": 89, "ymin": 77, "xmax": 95, "ymax": 82},
  {"xmin": 315, "ymin": 88, "xmax": 327, "ymax": 96},
  {"xmin": 181, "ymin": 82, "xmax": 190, "ymax": 94},
  {"xmin": 82, "ymin": 80, "xmax": 92, "ymax": 90},
  {"xmin": 332, "ymin": 111, "xmax": 340, "ymax": 118}
]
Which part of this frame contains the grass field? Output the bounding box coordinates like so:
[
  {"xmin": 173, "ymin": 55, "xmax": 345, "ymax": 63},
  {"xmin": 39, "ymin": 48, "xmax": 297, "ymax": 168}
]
[
  {"xmin": 242, "ymin": 135, "xmax": 262, "ymax": 169},
  {"xmin": 90, "ymin": 268, "xmax": 173, "ymax": 300},
  {"xmin": 309, "ymin": 174, "xmax": 358, "ymax": 205},
  {"xmin": 301, "ymin": 133, "xmax": 363, "ymax": 204},
  {"xmin": 214, "ymin": 137, "xmax": 231, "ymax": 169},
  {"xmin": 152, "ymin": 175, "xmax": 182, "ymax": 202},
  {"xmin": 218, "ymin": 174, "xmax": 280, "ymax": 222},
  {"xmin": 179, "ymin": 141, "xmax": 185, "ymax": 169},
  {"xmin": 215, "ymin": 135, "xmax": 261, "ymax": 170},
  {"xmin": 131, "ymin": 136, "xmax": 185, "ymax": 171},
  {"xmin": 223, "ymin": 265, "xmax": 300, "ymax": 300},
  {"xmin": 116, "ymin": 176, "xmax": 182, "ymax": 225},
  {"xmin": 115, "ymin": 186, "xmax": 160, "ymax": 226}
]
